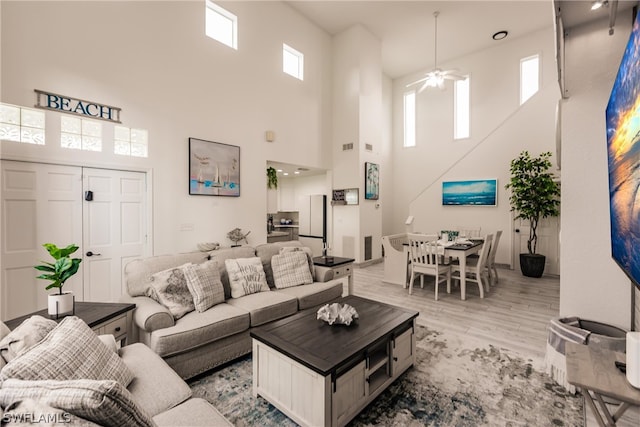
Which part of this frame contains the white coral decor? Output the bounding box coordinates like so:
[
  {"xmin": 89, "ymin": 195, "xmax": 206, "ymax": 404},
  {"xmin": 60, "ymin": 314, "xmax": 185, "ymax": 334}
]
[{"xmin": 316, "ymin": 303, "xmax": 359, "ymax": 326}]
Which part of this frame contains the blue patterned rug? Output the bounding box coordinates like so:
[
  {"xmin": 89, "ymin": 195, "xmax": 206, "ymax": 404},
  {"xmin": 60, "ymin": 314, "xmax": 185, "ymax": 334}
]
[{"xmin": 189, "ymin": 325, "xmax": 583, "ymax": 426}]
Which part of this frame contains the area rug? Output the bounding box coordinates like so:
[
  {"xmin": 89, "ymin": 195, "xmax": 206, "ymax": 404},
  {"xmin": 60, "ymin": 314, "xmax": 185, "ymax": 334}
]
[{"xmin": 188, "ymin": 325, "xmax": 583, "ymax": 426}]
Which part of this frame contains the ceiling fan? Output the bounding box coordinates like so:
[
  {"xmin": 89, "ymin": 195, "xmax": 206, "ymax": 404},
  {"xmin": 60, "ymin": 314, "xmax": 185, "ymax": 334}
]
[{"xmin": 406, "ymin": 11, "xmax": 465, "ymax": 92}]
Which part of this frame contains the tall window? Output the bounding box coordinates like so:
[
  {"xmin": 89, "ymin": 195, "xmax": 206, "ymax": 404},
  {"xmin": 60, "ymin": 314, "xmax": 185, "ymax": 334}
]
[
  {"xmin": 0, "ymin": 103, "xmax": 45, "ymax": 145},
  {"xmin": 520, "ymin": 54, "xmax": 539, "ymax": 105},
  {"xmin": 283, "ymin": 43, "xmax": 304, "ymax": 80},
  {"xmin": 403, "ymin": 91, "xmax": 416, "ymax": 147},
  {"xmin": 454, "ymin": 76, "xmax": 470, "ymax": 140},
  {"xmin": 60, "ymin": 116, "xmax": 102, "ymax": 151},
  {"xmin": 205, "ymin": 0, "xmax": 237, "ymax": 49},
  {"xmin": 115, "ymin": 126, "xmax": 149, "ymax": 158}
]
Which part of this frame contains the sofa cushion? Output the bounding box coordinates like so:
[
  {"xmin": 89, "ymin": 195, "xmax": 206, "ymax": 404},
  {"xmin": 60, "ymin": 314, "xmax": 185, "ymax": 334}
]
[
  {"xmin": 147, "ymin": 303, "xmax": 250, "ymax": 358},
  {"xmin": 274, "ymin": 280, "xmax": 344, "ymax": 310},
  {"xmin": 152, "ymin": 397, "xmax": 232, "ymax": 427},
  {"xmin": 0, "ymin": 315, "xmax": 57, "ymax": 364},
  {"xmin": 147, "ymin": 264, "xmax": 195, "ymax": 319},
  {"xmin": 119, "ymin": 343, "xmax": 192, "ymax": 417},
  {"xmin": 182, "ymin": 260, "xmax": 225, "ymax": 312},
  {"xmin": 0, "ymin": 316, "xmax": 133, "ymax": 388},
  {"xmin": 225, "ymin": 291, "xmax": 297, "ymax": 327},
  {"xmin": 125, "ymin": 252, "xmax": 211, "ymax": 297},
  {"xmin": 0, "ymin": 379, "xmax": 155, "ymax": 427},
  {"xmin": 255, "ymin": 241, "xmax": 305, "ymax": 288},
  {"xmin": 272, "ymin": 252, "xmax": 313, "ymax": 289},
  {"xmin": 225, "ymin": 257, "xmax": 270, "ymax": 298},
  {"xmin": 207, "ymin": 246, "xmax": 256, "ymax": 299}
]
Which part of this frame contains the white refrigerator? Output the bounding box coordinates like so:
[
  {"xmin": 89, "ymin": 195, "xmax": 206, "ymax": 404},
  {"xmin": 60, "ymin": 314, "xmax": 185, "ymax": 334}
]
[{"xmin": 298, "ymin": 194, "xmax": 326, "ymax": 257}]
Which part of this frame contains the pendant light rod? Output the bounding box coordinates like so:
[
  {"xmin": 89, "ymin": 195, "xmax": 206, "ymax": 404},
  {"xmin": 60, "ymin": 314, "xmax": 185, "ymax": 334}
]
[{"xmin": 433, "ymin": 11, "xmax": 439, "ymax": 69}]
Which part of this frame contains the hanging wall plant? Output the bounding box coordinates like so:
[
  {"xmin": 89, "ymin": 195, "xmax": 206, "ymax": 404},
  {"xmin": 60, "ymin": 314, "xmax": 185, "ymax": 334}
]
[{"xmin": 267, "ymin": 167, "xmax": 278, "ymax": 189}]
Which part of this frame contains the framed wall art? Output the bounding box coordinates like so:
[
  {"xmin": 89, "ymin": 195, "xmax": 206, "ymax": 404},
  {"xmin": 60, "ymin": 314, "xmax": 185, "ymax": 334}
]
[
  {"xmin": 189, "ymin": 137, "xmax": 240, "ymax": 196},
  {"xmin": 365, "ymin": 162, "xmax": 379, "ymax": 200},
  {"xmin": 442, "ymin": 179, "xmax": 497, "ymax": 206}
]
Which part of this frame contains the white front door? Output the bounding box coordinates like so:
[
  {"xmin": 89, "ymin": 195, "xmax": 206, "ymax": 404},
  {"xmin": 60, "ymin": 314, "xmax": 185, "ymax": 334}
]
[
  {"xmin": 514, "ymin": 215, "xmax": 560, "ymax": 276},
  {"xmin": 82, "ymin": 168, "xmax": 148, "ymax": 302},
  {"xmin": 1, "ymin": 161, "xmax": 83, "ymax": 320}
]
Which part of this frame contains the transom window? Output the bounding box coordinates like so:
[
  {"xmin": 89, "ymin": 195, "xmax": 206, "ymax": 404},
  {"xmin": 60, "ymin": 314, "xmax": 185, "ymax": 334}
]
[
  {"xmin": 454, "ymin": 76, "xmax": 470, "ymax": 140},
  {"xmin": 403, "ymin": 91, "xmax": 416, "ymax": 148},
  {"xmin": 0, "ymin": 103, "xmax": 45, "ymax": 145},
  {"xmin": 520, "ymin": 54, "xmax": 540, "ymax": 105},
  {"xmin": 60, "ymin": 116, "xmax": 102, "ymax": 151},
  {"xmin": 283, "ymin": 43, "xmax": 304, "ymax": 80},
  {"xmin": 205, "ymin": 1, "xmax": 237, "ymax": 50},
  {"xmin": 115, "ymin": 126, "xmax": 149, "ymax": 158}
]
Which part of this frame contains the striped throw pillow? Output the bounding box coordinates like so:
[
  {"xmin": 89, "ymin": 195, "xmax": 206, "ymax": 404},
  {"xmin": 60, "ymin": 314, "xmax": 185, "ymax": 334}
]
[
  {"xmin": 272, "ymin": 252, "xmax": 314, "ymax": 289},
  {"xmin": 182, "ymin": 260, "xmax": 225, "ymax": 312}
]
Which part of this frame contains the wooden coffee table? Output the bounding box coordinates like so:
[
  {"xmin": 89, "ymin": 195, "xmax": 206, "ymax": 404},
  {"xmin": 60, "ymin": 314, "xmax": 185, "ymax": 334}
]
[{"xmin": 250, "ymin": 295, "xmax": 418, "ymax": 427}]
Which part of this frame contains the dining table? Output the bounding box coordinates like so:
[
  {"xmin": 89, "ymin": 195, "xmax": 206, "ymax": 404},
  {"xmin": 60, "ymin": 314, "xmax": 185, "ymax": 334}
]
[{"xmin": 403, "ymin": 239, "xmax": 484, "ymax": 300}]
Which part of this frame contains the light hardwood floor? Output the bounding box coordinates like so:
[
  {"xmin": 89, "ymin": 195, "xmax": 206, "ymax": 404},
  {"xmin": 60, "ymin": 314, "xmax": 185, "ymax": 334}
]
[{"xmin": 351, "ymin": 262, "xmax": 640, "ymax": 427}]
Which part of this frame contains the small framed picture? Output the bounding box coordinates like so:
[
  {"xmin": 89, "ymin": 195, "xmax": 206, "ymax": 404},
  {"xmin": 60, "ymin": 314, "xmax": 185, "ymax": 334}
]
[
  {"xmin": 189, "ymin": 138, "xmax": 240, "ymax": 196},
  {"xmin": 365, "ymin": 162, "xmax": 379, "ymax": 200}
]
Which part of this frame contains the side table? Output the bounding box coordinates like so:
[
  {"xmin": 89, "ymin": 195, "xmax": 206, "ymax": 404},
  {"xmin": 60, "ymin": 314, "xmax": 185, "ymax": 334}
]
[
  {"xmin": 313, "ymin": 256, "xmax": 355, "ymax": 295},
  {"xmin": 5, "ymin": 302, "xmax": 136, "ymax": 346},
  {"xmin": 566, "ymin": 342, "xmax": 640, "ymax": 426}
]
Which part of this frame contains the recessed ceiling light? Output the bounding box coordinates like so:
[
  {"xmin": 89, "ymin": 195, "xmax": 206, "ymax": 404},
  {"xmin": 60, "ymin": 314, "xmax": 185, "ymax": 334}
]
[
  {"xmin": 277, "ymin": 169, "xmax": 283, "ymax": 173},
  {"xmin": 283, "ymin": 172, "xmax": 289, "ymax": 176},
  {"xmin": 492, "ymin": 30, "xmax": 508, "ymax": 41},
  {"xmin": 294, "ymin": 171, "xmax": 300, "ymax": 174}
]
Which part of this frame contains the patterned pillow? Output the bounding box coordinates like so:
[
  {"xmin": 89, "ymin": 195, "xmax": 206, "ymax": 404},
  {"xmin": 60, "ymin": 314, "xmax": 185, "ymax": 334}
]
[
  {"xmin": 0, "ymin": 316, "xmax": 134, "ymax": 388},
  {"xmin": 225, "ymin": 257, "xmax": 270, "ymax": 298},
  {"xmin": 278, "ymin": 246, "xmax": 314, "ymax": 275},
  {"xmin": 147, "ymin": 263, "xmax": 195, "ymax": 319},
  {"xmin": 440, "ymin": 230, "xmax": 459, "ymax": 241},
  {"xmin": 272, "ymin": 252, "xmax": 314, "ymax": 289},
  {"xmin": 182, "ymin": 260, "xmax": 225, "ymax": 312},
  {"xmin": 0, "ymin": 379, "xmax": 155, "ymax": 427},
  {"xmin": 0, "ymin": 315, "xmax": 58, "ymax": 364}
]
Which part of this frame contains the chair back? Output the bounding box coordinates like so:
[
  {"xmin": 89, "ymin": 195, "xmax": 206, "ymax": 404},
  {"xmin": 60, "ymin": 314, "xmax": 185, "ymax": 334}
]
[
  {"xmin": 476, "ymin": 234, "xmax": 494, "ymax": 268},
  {"xmin": 407, "ymin": 233, "xmax": 440, "ymax": 267},
  {"xmin": 456, "ymin": 227, "xmax": 482, "ymax": 238},
  {"xmin": 382, "ymin": 233, "xmax": 408, "ymax": 253},
  {"xmin": 487, "ymin": 230, "xmax": 502, "ymax": 266}
]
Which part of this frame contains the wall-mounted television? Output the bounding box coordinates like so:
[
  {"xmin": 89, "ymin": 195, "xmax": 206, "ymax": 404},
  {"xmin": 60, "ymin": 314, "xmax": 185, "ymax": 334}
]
[{"xmin": 607, "ymin": 8, "xmax": 640, "ymax": 288}]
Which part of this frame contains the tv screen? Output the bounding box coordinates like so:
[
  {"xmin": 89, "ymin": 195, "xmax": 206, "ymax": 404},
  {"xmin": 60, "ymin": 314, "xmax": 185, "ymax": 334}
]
[{"xmin": 607, "ymin": 9, "xmax": 640, "ymax": 288}]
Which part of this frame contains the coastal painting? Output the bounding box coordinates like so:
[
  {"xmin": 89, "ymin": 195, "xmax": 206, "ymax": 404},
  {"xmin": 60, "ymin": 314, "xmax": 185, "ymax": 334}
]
[
  {"xmin": 189, "ymin": 138, "xmax": 240, "ymax": 196},
  {"xmin": 365, "ymin": 162, "xmax": 379, "ymax": 200},
  {"xmin": 442, "ymin": 179, "xmax": 497, "ymax": 206}
]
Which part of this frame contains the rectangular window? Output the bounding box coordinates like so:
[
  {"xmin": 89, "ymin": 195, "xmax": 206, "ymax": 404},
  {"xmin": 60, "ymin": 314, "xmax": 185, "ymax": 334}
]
[
  {"xmin": 115, "ymin": 126, "xmax": 149, "ymax": 158},
  {"xmin": 205, "ymin": 1, "xmax": 237, "ymax": 50},
  {"xmin": 0, "ymin": 103, "xmax": 45, "ymax": 145},
  {"xmin": 283, "ymin": 43, "xmax": 304, "ymax": 80},
  {"xmin": 61, "ymin": 116, "xmax": 102, "ymax": 151},
  {"xmin": 520, "ymin": 54, "xmax": 539, "ymax": 105},
  {"xmin": 403, "ymin": 91, "xmax": 416, "ymax": 147},
  {"xmin": 454, "ymin": 76, "xmax": 470, "ymax": 140}
]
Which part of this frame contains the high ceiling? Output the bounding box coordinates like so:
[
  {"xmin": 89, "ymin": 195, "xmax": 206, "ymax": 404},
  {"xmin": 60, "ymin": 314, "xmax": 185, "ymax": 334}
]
[{"xmin": 285, "ymin": 0, "xmax": 637, "ymax": 79}]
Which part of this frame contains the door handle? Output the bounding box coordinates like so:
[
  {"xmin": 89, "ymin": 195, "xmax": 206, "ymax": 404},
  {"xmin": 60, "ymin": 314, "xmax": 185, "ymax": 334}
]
[{"xmin": 86, "ymin": 251, "xmax": 102, "ymax": 257}]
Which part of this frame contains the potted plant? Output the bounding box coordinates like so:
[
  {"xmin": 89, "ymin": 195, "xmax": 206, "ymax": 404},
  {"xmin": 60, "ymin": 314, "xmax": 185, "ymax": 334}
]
[
  {"xmin": 267, "ymin": 166, "xmax": 278, "ymax": 189},
  {"xmin": 505, "ymin": 151, "xmax": 560, "ymax": 278},
  {"xmin": 34, "ymin": 243, "xmax": 82, "ymax": 316}
]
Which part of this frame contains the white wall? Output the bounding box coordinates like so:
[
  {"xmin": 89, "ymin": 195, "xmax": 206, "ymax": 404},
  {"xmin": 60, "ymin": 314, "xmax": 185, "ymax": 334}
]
[
  {"xmin": 391, "ymin": 26, "xmax": 559, "ymax": 267},
  {"xmin": 560, "ymin": 14, "xmax": 633, "ymax": 329},
  {"xmin": 0, "ymin": 1, "xmax": 333, "ymax": 255}
]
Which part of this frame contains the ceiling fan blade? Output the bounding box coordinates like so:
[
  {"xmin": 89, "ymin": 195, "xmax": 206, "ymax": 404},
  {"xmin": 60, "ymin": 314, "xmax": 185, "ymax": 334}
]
[
  {"xmin": 418, "ymin": 80, "xmax": 430, "ymax": 93},
  {"xmin": 406, "ymin": 76, "xmax": 429, "ymax": 88},
  {"xmin": 443, "ymin": 73, "xmax": 465, "ymax": 81},
  {"xmin": 437, "ymin": 80, "xmax": 445, "ymax": 90}
]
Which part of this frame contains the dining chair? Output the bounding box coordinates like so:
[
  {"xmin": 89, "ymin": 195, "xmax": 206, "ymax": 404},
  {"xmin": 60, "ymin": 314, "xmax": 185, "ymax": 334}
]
[
  {"xmin": 451, "ymin": 233, "xmax": 493, "ymax": 299},
  {"xmin": 486, "ymin": 230, "xmax": 502, "ymax": 286},
  {"xmin": 407, "ymin": 233, "xmax": 451, "ymax": 300},
  {"xmin": 455, "ymin": 226, "xmax": 482, "ymax": 239}
]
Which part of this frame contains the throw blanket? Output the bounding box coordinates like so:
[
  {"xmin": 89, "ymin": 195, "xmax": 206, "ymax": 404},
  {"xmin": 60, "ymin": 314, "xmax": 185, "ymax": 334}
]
[{"xmin": 544, "ymin": 317, "xmax": 590, "ymax": 394}]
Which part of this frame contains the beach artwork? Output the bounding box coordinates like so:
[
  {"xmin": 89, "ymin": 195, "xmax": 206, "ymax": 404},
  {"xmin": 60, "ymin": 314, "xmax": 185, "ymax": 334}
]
[
  {"xmin": 442, "ymin": 179, "xmax": 497, "ymax": 206},
  {"xmin": 189, "ymin": 138, "xmax": 240, "ymax": 196}
]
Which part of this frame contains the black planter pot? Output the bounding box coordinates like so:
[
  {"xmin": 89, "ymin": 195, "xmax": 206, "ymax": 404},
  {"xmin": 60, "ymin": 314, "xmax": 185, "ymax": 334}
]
[{"xmin": 519, "ymin": 253, "xmax": 546, "ymax": 278}]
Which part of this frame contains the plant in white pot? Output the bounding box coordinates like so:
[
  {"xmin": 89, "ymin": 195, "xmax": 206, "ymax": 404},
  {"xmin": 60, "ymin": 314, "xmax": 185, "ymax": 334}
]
[
  {"xmin": 505, "ymin": 151, "xmax": 560, "ymax": 278},
  {"xmin": 34, "ymin": 243, "xmax": 82, "ymax": 316}
]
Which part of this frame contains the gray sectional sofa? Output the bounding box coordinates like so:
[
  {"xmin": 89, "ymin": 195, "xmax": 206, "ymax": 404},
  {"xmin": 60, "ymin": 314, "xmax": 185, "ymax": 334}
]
[{"xmin": 122, "ymin": 241, "xmax": 344, "ymax": 379}]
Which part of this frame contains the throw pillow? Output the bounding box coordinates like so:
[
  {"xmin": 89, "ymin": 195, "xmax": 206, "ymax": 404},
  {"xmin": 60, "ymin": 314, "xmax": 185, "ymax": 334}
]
[
  {"xmin": 278, "ymin": 246, "xmax": 314, "ymax": 274},
  {"xmin": 272, "ymin": 252, "xmax": 314, "ymax": 289},
  {"xmin": 225, "ymin": 257, "xmax": 270, "ymax": 298},
  {"xmin": 441, "ymin": 230, "xmax": 459, "ymax": 241},
  {"xmin": 0, "ymin": 379, "xmax": 155, "ymax": 427},
  {"xmin": 182, "ymin": 260, "xmax": 225, "ymax": 312},
  {"xmin": 147, "ymin": 263, "xmax": 195, "ymax": 319},
  {"xmin": 0, "ymin": 316, "xmax": 134, "ymax": 388},
  {"xmin": 0, "ymin": 315, "xmax": 58, "ymax": 364}
]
